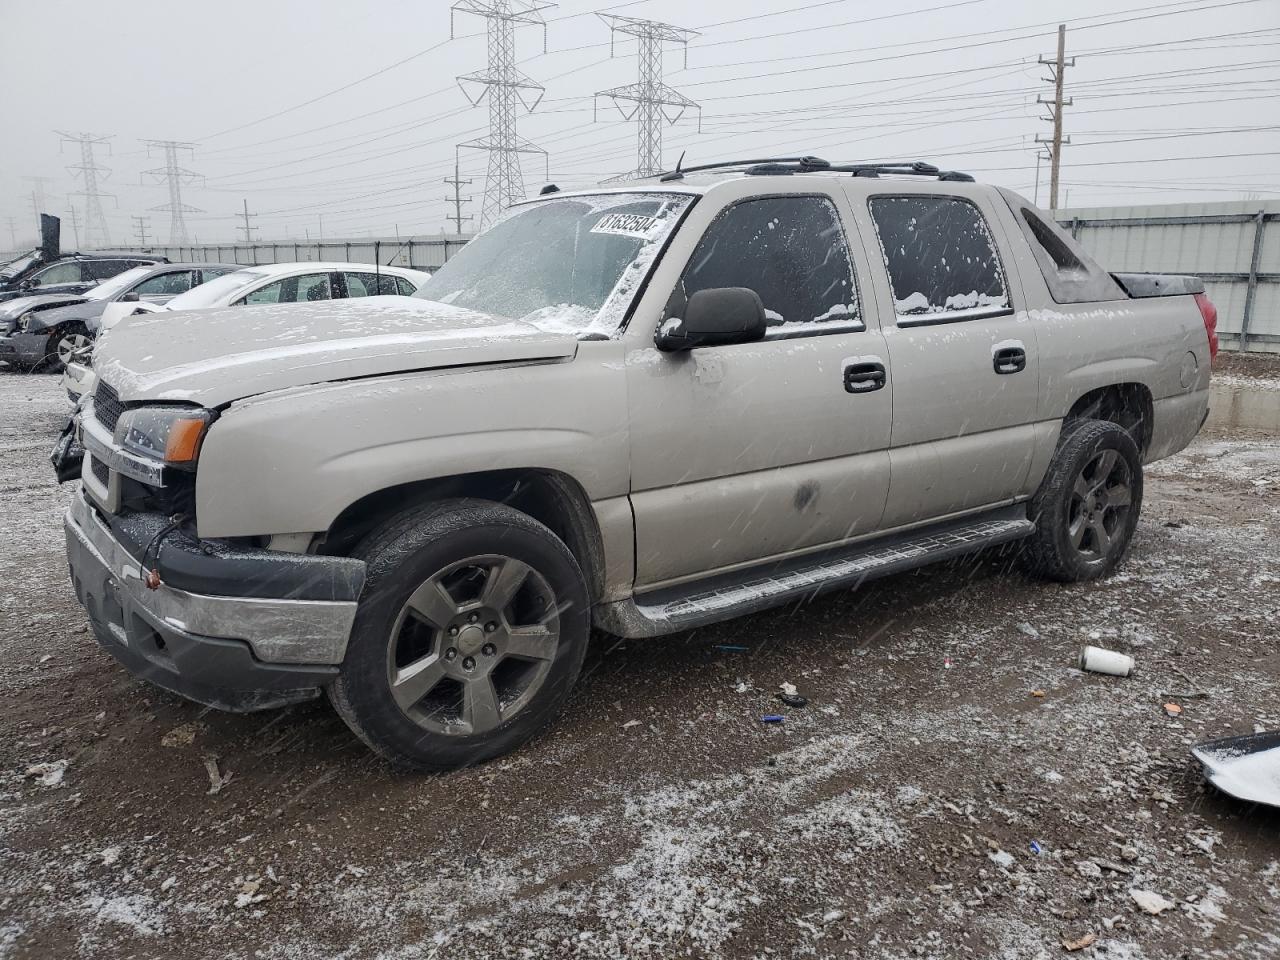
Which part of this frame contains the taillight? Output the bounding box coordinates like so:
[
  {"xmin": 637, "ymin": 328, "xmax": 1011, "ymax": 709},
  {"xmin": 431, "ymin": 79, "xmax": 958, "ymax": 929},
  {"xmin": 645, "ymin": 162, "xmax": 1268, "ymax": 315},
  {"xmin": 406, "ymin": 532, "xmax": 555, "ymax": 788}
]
[{"xmin": 1194, "ymin": 292, "xmax": 1218, "ymax": 364}]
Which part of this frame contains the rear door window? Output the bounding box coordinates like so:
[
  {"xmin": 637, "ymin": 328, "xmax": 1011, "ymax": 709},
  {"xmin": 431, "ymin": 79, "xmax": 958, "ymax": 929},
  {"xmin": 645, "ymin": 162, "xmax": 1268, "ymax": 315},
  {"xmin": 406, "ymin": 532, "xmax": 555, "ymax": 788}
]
[
  {"xmin": 344, "ymin": 272, "xmax": 401, "ymax": 297},
  {"xmin": 133, "ymin": 271, "xmax": 195, "ymax": 297},
  {"xmin": 674, "ymin": 195, "xmax": 861, "ymax": 336},
  {"xmin": 867, "ymin": 195, "xmax": 1011, "ymax": 323}
]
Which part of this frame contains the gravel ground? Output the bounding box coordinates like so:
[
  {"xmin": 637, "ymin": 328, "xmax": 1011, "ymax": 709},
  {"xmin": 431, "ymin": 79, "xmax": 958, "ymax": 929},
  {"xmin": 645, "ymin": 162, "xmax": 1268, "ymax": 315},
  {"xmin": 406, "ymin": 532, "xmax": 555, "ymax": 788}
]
[{"xmin": 1, "ymin": 361, "xmax": 1278, "ymax": 960}]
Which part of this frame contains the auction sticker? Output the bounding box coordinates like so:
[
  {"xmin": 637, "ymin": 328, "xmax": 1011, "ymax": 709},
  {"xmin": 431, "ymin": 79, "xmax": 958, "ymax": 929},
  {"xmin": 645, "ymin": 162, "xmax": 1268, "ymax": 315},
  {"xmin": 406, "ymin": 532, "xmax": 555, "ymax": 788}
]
[{"xmin": 591, "ymin": 212, "xmax": 661, "ymax": 239}]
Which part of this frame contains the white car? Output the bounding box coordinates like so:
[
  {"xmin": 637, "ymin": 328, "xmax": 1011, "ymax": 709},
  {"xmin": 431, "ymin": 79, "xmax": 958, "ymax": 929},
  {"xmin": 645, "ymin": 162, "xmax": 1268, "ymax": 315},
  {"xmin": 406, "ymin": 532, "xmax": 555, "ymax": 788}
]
[{"xmin": 64, "ymin": 262, "xmax": 431, "ymax": 402}]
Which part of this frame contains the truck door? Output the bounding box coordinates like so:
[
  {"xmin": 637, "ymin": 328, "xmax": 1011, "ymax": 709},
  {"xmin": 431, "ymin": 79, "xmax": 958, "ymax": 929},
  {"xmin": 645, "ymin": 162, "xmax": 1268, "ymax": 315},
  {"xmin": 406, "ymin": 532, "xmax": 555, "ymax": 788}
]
[
  {"xmin": 847, "ymin": 187, "xmax": 1040, "ymax": 527},
  {"xmin": 624, "ymin": 187, "xmax": 893, "ymax": 590}
]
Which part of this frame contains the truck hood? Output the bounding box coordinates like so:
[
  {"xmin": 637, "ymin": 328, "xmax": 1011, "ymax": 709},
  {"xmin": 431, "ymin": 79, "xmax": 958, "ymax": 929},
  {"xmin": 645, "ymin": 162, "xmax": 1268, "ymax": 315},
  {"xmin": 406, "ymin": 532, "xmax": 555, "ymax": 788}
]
[{"xmin": 92, "ymin": 296, "xmax": 579, "ymax": 407}]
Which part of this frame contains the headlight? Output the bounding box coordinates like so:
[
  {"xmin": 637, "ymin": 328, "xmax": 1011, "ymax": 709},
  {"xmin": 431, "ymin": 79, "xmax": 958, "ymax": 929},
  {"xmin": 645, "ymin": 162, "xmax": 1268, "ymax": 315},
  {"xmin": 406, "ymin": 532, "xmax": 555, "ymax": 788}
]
[
  {"xmin": 17, "ymin": 312, "xmax": 34, "ymax": 332},
  {"xmin": 114, "ymin": 406, "xmax": 214, "ymax": 470}
]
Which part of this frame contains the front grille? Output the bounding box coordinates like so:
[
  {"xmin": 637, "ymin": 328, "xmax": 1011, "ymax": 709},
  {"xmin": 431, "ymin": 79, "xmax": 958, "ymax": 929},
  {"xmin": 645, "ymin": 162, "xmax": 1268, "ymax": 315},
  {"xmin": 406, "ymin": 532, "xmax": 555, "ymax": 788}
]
[
  {"xmin": 94, "ymin": 381, "xmax": 125, "ymax": 432},
  {"xmin": 90, "ymin": 456, "xmax": 109, "ymax": 487}
]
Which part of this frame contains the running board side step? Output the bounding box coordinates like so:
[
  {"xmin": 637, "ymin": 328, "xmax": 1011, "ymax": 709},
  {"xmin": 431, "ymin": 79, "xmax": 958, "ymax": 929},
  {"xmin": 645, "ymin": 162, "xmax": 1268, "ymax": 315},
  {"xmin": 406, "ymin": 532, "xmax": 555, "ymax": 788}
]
[{"xmin": 595, "ymin": 510, "xmax": 1035, "ymax": 638}]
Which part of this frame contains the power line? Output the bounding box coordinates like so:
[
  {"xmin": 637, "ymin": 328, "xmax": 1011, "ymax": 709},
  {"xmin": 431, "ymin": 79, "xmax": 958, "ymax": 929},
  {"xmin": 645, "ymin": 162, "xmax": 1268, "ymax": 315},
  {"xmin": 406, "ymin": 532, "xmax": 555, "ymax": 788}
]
[
  {"xmin": 57, "ymin": 132, "xmax": 114, "ymax": 247},
  {"xmin": 141, "ymin": 140, "xmax": 204, "ymax": 245},
  {"xmin": 453, "ymin": 0, "xmax": 554, "ymax": 227},
  {"xmin": 595, "ymin": 14, "xmax": 700, "ymax": 178}
]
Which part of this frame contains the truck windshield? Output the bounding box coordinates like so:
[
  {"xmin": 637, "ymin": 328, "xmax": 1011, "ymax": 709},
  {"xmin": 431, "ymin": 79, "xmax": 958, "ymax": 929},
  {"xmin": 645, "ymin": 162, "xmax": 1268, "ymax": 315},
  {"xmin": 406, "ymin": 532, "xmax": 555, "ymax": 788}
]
[{"xmin": 413, "ymin": 192, "xmax": 693, "ymax": 335}]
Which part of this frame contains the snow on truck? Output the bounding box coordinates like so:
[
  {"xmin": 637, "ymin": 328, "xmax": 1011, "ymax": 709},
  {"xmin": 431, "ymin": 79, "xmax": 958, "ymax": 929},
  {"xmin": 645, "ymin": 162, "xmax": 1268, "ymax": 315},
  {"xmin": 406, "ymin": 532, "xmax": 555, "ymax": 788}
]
[{"xmin": 59, "ymin": 157, "xmax": 1218, "ymax": 769}]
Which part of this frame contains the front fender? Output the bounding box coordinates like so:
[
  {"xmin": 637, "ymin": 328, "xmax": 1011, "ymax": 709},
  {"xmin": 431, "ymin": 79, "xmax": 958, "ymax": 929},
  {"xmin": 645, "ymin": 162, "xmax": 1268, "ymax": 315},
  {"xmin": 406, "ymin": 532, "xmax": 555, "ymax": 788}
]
[{"xmin": 193, "ymin": 344, "xmax": 629, "ymax": 539}]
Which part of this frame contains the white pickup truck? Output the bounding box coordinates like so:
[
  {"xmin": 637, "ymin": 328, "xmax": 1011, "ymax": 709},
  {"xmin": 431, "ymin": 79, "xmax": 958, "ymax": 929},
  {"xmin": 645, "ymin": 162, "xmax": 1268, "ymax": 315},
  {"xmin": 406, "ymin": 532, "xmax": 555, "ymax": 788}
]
[{"xmin": 60, "ymin": 158, "xmax": 1217, "ymax": 770}]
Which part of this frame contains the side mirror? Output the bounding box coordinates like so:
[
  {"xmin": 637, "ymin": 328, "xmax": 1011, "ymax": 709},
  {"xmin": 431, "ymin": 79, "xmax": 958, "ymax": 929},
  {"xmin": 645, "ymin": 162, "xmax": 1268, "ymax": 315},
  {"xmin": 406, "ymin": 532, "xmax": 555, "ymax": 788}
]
[
  {"xmin": 22, "ymin": 277, "xmax": 39, "ymax": 289},
  {"xmin": 120, "ymin": 292, "xmax": 140, "ymax": 302},
  {"xmin": 654, "ymin": 287, "xmax": 767, "ymax": 351}
]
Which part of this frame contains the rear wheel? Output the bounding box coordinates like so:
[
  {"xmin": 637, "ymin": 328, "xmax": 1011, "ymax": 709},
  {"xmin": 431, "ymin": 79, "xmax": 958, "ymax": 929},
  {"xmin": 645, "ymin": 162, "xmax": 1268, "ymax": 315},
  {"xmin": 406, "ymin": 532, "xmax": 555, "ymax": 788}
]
[
  {"xmin": 1023, "ymin": 419, "xmax": 1143, "ymax": 582},
  {"xmin": 329, "ymin": 499, "xmax": 590, "ymax": 770},
  {"xmin": 44, "ymin": 322, "xmax": 91, "ymax": 373}
]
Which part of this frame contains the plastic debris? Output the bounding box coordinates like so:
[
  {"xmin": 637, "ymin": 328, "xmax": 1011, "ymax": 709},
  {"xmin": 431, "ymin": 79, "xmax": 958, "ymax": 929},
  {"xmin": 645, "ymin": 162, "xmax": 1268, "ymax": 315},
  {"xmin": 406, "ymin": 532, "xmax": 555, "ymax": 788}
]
[
  {"xmin": 161, "ymin": 722, "xmax": 200, "ymax": 748},
  {"xmin": 988, "ymin": 850, "xmax": 1014, "ymax": 869},
  {"xmin": 715, "ymin": 644, "xmax": 748, "ymax": 652},
  {"xmin": 778, "ymin": 693, "xmax": 809, "ymax": 708},
  {"xmin": 1031, "ymin": 689, "xmax": 1046, "ymax": 698},
  {"xmin": 24, "ymin": 759, "xmax": 68, "ymax": 788},
  {"xmin": 1017, "ymin": 622, "xmax": 1040, "ymax": 638},
  {"xmin": 621, "ymin": 719, "xmax": 641, "ymax": 730},
  {"xmin": 760, "ymin": 715, "xmax": 785, "ymax": 724},
  {"xmin": 204, "ymin": 757, "xmax": 233, "ymax": 795},
  {"xmin": 1164, "ymin": 702, "xmax": 1183, "ymax": 717},
  {"xmin": 1130, "ymin": 889, "xmax": 1175, "ymax": 915},
  {"xmin": 943, "ymin": 656, "xmax": 954, "ymax": 669},
  {"xmin": 1029, "ymin": 840, "xmax": 1044, "ymax": 855},
  {"xmin": 779, "ymin": 681, "xmax": 799, "ymax": 697},
  {"xmin": 1061, "ymin": 933, "xmax": 1097, "ymax": 952},
  {"xmin": 1079, "ymin": 645, "xmax": 1134, "ymax": 677},
  {"xmin": 1192, "ymin": 731, "xmax": 1280, "ymax": 808}
]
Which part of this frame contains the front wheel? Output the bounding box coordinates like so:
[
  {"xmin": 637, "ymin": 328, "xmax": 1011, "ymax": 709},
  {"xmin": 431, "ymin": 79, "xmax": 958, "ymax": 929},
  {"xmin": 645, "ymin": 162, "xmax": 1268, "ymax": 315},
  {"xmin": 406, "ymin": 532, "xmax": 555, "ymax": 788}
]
[
  {"xmin": 44, "ymin": 322, "xmax": 92, "ymax": 373},
  {"xmin": 329, "ymin": 499, "xmax": 591, "ymax": 770},
  {"xmin": 1023, "ymin": 419, "xmax": 1144, "ymax": 582}
]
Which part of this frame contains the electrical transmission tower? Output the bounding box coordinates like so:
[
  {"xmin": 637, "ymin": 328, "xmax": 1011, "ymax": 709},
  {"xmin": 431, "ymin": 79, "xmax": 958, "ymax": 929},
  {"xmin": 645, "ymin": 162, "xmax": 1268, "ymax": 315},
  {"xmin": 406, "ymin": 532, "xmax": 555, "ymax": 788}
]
[
  {"xmin": 22, "ymin": 176, "xmax": 55, "ymax": 234},
  {"xmin": 238, "ymin": 199, "xmax": 258, "ymax": 243},
  {"xmin": 57, "ymin": 132, "xmax": 115, "ymax": 247},
  {"xmin": 452, "ymin": 1, "xmax": 554, "ymax": 228},
  {"xmin": 444, "ymin": 160, "xmax": 474, "ymax": 235},
  {"xmin": 131, "ymin": 215, "xmax": 151, "ymax": 246},
  {"xmin": 1035, "ymin": 24, "xmax": 1074, "ymax": 212},
  {"xmin": 595, "ymin": 15, "xmax": 700, "ymax": 179},
  {"xmin": 141, "ymin": 140, "xmax": 204, "ymax": 245},
  {"xmin": 5, "ymin": 217, "xmax": 16, "ymax": 249}
]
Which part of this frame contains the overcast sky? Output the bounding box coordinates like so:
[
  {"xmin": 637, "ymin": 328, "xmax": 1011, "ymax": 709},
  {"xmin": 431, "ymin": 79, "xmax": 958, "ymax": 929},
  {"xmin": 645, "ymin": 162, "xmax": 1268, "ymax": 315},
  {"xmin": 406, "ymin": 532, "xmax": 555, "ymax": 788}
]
[{"xmin": 2, "ymin": 0, "xmax": 1277, "ymax": 249}]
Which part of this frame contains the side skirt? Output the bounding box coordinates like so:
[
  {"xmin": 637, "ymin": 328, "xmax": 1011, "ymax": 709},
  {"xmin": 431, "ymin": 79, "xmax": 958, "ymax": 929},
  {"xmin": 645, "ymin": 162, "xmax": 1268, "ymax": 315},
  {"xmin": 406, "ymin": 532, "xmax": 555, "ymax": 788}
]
[{"xmin": 595, "ymin": 505, "xmax": 1034, "ymax": 638}]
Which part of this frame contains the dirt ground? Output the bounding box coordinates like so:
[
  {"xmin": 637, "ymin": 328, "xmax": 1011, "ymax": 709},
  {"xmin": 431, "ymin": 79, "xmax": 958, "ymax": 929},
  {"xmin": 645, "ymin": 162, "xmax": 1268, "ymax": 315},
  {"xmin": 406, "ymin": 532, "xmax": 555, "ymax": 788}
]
[{"xmin": 1, "ymin": 357, "xmax": 1278, "ymax": 960}]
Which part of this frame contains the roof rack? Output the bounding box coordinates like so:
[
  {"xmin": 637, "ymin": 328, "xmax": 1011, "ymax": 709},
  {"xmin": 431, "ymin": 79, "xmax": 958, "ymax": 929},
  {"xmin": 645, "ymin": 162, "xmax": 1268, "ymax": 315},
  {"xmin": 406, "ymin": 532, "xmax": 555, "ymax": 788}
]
[{"xmin": 658, "ymin": 155, "xmax": 974, "ymax": 183}]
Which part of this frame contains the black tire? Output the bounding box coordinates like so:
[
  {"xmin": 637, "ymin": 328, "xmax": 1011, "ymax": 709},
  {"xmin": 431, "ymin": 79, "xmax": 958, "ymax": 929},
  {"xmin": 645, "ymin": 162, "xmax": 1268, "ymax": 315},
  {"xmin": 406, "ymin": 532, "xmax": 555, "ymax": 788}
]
[
  {"xmin": 1023, "ymin": 419, "xmax": 1144, "ymax": 583},
  {"xmin": 329, "ymin": 498, "xmax": 591, "ymax": 771},
  {"xmin": 42, "ymin": 321, "xmax": 91, "ymax": 373}
]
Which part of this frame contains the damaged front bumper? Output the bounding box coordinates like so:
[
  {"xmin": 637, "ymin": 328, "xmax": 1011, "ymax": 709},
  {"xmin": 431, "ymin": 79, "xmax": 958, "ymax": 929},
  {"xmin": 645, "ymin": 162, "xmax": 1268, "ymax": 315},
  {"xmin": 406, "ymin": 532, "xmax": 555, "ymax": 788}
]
[{"xmin": 64, "ymin": 490, "xmax": 365, "ymax": 711}]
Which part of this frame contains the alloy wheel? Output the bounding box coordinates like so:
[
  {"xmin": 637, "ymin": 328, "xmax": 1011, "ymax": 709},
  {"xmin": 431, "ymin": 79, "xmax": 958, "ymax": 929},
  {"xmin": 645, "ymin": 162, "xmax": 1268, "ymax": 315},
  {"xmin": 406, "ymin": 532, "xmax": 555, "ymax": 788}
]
[
  {"xmin": 386, "ymin": 554, "xmax": 560, "ymax": 736},
  {"xmin": 1067, "ymin": 449, "xmax": 1133, "ymax": 561},
  {"xmin": 56, "ymin": 332, "xmax": 91, "ymax": 366}
]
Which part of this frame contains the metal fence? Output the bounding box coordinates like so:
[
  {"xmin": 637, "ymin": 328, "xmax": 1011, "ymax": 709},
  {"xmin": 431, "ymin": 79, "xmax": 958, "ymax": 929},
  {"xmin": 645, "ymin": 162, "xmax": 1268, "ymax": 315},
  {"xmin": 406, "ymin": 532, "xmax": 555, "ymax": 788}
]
[
  {"xmin": 1056, "ymin": 200, "xmax": 1279, "ymax": 353},
  {"xmin": 76, "ymin": 236, "xmax": 474, "ymax": 273}
]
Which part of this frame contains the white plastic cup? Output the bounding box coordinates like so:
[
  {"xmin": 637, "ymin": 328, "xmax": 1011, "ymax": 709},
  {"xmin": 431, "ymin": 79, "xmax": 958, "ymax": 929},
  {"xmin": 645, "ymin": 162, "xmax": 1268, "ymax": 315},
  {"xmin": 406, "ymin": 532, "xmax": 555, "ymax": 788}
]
[{"xmin": 1079, "ymin": 645, "xmax": 1134, "ymax": 677}]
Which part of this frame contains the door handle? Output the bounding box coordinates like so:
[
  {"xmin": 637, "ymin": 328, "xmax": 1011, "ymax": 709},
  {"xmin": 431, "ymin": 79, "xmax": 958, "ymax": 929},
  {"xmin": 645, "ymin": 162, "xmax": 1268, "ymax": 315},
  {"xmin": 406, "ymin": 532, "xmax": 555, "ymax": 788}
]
[
  {"xmin": 843, "ymin": 361, "xmax": 887, "ymax": 393},
  {"xmin": 992, "ymin": 342, "xmax": 1027, "ymax": 375}
]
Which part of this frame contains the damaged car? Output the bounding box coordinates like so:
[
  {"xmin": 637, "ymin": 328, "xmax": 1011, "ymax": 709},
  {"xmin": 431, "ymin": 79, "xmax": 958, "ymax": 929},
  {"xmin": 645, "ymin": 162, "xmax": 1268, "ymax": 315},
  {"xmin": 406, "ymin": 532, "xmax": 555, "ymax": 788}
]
[{"xmin": 60, "ymin": 158, "xmax": 1217, "ymax": 770}]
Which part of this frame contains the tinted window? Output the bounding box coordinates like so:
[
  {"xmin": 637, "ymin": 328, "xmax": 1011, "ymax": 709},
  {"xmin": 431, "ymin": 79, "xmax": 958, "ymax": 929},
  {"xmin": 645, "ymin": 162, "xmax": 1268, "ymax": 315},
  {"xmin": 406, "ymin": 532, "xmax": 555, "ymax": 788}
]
[
  {"xmin": 676, "ymin": 196, "xmax": 859, "ymax": 333},
  {"xmin": 396, "ymin": 277, "xmax": 418, "ymax": 296},
  {"xmin": 242, "ymin": 273, "xmax": 332, "ymax": 305},
  {"xmin": 868, "ymin": 196, "xmax": 1009, "ymax": 319},
  {"xmin": 134, "ymin": 271, "xmax": 194, "ymax": 296},
  {"xmin": 34, "ymin": 262, "xmax": 82, "ymax": 285},
  {"xmin": 344, "ymin": 272, "xmax": 401, "ymax": 297},
  {"xmin": 198, "ymin": 267, "xmax": 236, "ymax": 284},
  {"xmin": 82, "ymin": 260, "xmax": 132, "ymax": 281}
]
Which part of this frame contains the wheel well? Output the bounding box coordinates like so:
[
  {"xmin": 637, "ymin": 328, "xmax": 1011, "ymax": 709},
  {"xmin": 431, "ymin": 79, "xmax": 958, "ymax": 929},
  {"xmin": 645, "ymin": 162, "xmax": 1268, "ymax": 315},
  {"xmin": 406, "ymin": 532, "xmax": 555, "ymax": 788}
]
[
  {"xmin": 319, "ymin": 469, "xmax": 607, "ymax": 602},
  {"xmin": 1064, "ymin": 383, "xmax": 1154, "ymax": 455}
]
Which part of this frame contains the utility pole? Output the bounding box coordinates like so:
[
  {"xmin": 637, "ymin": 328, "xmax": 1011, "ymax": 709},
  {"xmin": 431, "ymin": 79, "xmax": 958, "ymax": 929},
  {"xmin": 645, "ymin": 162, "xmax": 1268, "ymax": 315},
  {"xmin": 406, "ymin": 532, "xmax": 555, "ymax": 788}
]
[
  {"xmin": 130, "ymin": 215, "xmax": 151, "ymax": 246},
  {"xmin": 65, "ymin": 203, "xmax": 81, "ymax": 249},
  {"xmin": 141, "ymin": 139, "xmax": 203, "ymax": 245},
  {"xmin": 1032, "ymin": 148, "xmax": 1052, "ymax": 207},
  {"xmin": 1035, "ymin": 24, "xmax": 1074, "ymax": 212},
  {"xmin": 453, "ymin": 1, "xmax": 554, "ymax": 228},
  {"xmin": 56, "ymin": 132, "xmax": 115, "ymax": 247},
  {"xmin": 444, "ymin": 160, "xmax": 474, "ymax": 235},
  {"xmin": 23, "ymin": 176, "xmax": 55, "ymax": 234},
  {"xmin": 595, "ymin": 15, "xmax": 700, "ymax": 178},
  {"xmin": 238, "ymin": 198, "xmax": 258, "ymax": 243},
  {"xmin": 5, "ymin": 217, "xmax": 16, "ymax": 249}
]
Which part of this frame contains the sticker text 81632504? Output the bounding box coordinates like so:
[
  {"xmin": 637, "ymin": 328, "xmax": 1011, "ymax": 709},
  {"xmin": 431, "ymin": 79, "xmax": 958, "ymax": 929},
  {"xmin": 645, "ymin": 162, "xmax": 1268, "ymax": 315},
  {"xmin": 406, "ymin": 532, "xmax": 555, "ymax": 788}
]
[{"xmin": 591, "ymin": 212, "xmax": 661, "ymax": 240}]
